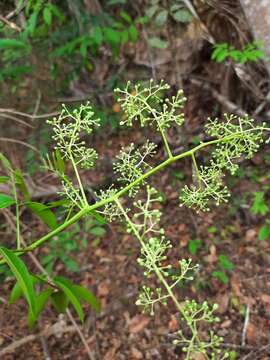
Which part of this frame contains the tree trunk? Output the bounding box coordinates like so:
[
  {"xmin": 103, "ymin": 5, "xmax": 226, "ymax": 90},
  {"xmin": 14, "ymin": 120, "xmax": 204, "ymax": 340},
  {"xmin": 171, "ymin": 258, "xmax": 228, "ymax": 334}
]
[{"xmin": 240, "ymin": 0, "xmax": 270, "ymax": 74}]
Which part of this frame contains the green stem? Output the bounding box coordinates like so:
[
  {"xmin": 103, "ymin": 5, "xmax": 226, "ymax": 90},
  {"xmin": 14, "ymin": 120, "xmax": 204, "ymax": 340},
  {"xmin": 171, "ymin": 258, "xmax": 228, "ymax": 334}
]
[
  {"xmin": 158, "ymin": 121, "xmax": 173, "ymax": 158},
  {"xmin": 114, "ymin": 198, "xmax": 208, "ymax": 360},
  {"xmin": 0, "ymin": 128, "xmax": 268, "ymax": 263},
  {"xmin": 11, "ymin": 172, "xmax": 21, "ymax": 249},
  {"xmin": 191, "ymin": 153, "xmax": 202, "ymax": 189},
  {"xmin": 70, "ymin": 153, "xmax": 88, "ymax": 206}
]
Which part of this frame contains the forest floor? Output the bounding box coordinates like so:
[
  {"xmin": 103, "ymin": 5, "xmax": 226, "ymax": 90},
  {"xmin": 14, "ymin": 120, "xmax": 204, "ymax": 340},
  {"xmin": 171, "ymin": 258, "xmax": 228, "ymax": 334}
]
[{"xmin": 1, "ymin": 120, "xmax": 270, "ymax": 359}]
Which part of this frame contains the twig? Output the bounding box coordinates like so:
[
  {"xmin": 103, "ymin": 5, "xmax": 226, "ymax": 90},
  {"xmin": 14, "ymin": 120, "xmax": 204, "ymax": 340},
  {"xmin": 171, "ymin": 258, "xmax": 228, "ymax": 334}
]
[
  {"xmin": 190, "ymin": 77, "xmax": 249, "ymax": 118},
  {"xmin": 32, "ymin": 90, "xmax": 42, "ymax": 120},
  {"xmin": 66, "ymin": 308, "xmax": 95, "ymax": 360},
  {"xmin": 0, "ymin": 137, "xmax": 40, "ymax": 154},
  {"xmin": 0, "ymin": 114, "xmax": 34, "ymax": 128},
  {"xmin": 0, "ymin": 108, "xmax": 60, "ymax": 119},
  {"xmin": 241, "ymin": 304, "xmax": 250, "ymax": 346},
  {"xmin": 0, "ymin": 15, "xmax": 21, "ymax": 31},
  {"xmin": 0, "ymin": 324, "xmax": 76, "ymax": 357}
]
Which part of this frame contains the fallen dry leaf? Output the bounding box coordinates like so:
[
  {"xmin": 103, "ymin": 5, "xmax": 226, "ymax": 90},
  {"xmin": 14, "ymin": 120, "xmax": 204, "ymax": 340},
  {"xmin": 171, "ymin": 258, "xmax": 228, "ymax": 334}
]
[
  {"xmin": 168, "ymin": 314, "xmax": 178, "ymax": 332},
  {"xmin": 261, "ymin": 294, "xmax": 270, "ymax": 304},
  {"xmin": 245, "ymin": 228, "xmax": 257, "ymax": 242},
  {"xmin": 216, "ymin": 292, "xmax": 229, "ymax": 314},
  {"xmin": 130, "ymin": 347, "xmax": 143, "ymax": 359},
  {"xmin": 128, "ymin": 314, "xmax": 151, "ymax": 334},
  {"xmin": 97, "ymin": 280, "xmax": 110, "ymax": 297}
]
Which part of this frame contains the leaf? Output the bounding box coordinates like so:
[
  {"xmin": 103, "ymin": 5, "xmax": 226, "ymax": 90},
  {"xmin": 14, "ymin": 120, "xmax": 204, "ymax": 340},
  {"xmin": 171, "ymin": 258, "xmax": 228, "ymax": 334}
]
[
  {"xmin": 63, "ymin": 258, "xmax": 80, "ymax": 272},
  {"xmin": 0, "ymin": 39, "xmax": 29, "ymax": 50},
  {"xmin": 251, "ymin": 192, "xmax": 269, "ymax": 216},
  {"xmin": 218, "ymin": 254, "xmax": 234, "ymax": 270},
  {"xmin": 72, "ymin": 285, "xmax": 101, "ymax": 312},
  {"xmin": 188, "ymin": 239, "xmax": 201, "ymax": 255},
  {"xmin": 53, "ymin": 276, "xmax": 84, "ymax": 321},
  {"xmin": 129, "ymin": 25, "xmax": 138, "ymax": 43},
  {"xmin": 92, "ymin": 26, "xmax": 103, "ymax": 46},
  {"xmin": 14, "ymin": 169, "xmax": 30, "ymax": 200},
  {"xmin": 121, "ymin": 29, "xmax": 129, "ymax": 44},
  {"xmin": 172, "ymin": 9, "xmax": 192, "ymax": 23},
  {"xmin": 9, "ymin": 274, "xmax": 42, "ymax": 304},
  {"xmin": 0, "ymin": 194, "xmax": 15, "ymax": 209},
  {"xmin": 26, "ymin": 201, "xmax": 58, "ymax": 229},
  {"xmin": 258, "ymin": 224, "xmax": 270, "ymax": 241},
  {"xmin": 120, "ymin": 11, "xmax": 132, "ymax": 24},
  {"xmin": 9, "ymin": 281, "xmax": 23, "ymax": 304},
  {"xmin": 155, "ymin": 10, "xmax": 168, "ymax": 26},
  {"xmin": 0, "ymin": 247, "xmax": 36, "ymax": 316},
  {"xmin": 51, "ymin": 290, "xmax": 69, "ymax": 313},
  {"xmin": 47, "ymin": 4, "xmax": 65, "ymax": 22},
  {"xmin": 43, "ymin": 7, "xmax": 52, "ymax": 26},
  {"xmin": 91, "ymin": 211, "xmax": 107, "ymax": 225},
  {"xmin": 24, "ymin": 11, "xmax": 39, "ymax": 36},
  {"xmin": 148, "ymin": 37, "xmax": 168, "ymax": 49},
  {"xmin": 212, "ymin": 270, "xmax": 229, "ymax": 284},
  {"xmin": 145, "ymin": 5, "xmax": 158, "ymax": 19},
  {"xmin": 104, "ymin": 28, "xmax": 121, "ymax": 45},
  {"xmin": 90, "ymin": 226, "xmax": 106, "ymax": 237},
  {"xmin": 107, "ymin": 0, "xmax": 126, "ymax": 4},
  {"xmin": 28, "ymin": 288, "xmax": 53, "ymax": 328},
  {"xmin": 0, "ymin": 176, "xmax": 9, "ymax": 184},
  {"xmin": 0, "ymin": 153, "xmax": 12, "ymax": 170}
]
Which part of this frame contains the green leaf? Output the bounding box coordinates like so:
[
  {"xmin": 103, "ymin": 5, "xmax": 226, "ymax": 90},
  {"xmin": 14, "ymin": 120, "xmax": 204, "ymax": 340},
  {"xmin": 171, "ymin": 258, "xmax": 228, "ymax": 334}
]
[
  {"xmin": 28, "ymin": 288, "xmax": 53, "ymax": 328},
  {"xmin": 148, "ymin": 37, "xmax": 168, "ymax": 49},
  {"xmin": 0, "ymin": 194, "xmax": 15, "ymax": 209},
  {"xmin": 91, "ymin": 211, "xmax": 107, "ymax": 225},
  {"xmin": 258, "ymin": 224, "xmax": 270, "ymax": 241},
  {"xmin": 108, "ymin": 0, "xmax": 126, "ymax": 4},
  {"xmin": 0, "ymin": 153, "xmax": 12, "ymax": 171},
  {"xmin": 43, "ymin": 7, "xmax": 52, "ymax": 26},
  {"xmin": 51, "ymin": 290, "xmax": 69, "ymax": 313},
  {"xmin": 212, "ymin": 270, "xmax": 229, "ymax": 284},
  {"xmin": 172, "ymin": 9, "xmax": 192, "ymax": 23},
  {"xmin": 188, "ymin": 239, "xmax": 201, "ymax": 256},
  {"xmin": 120, "ymin": 11, "xmax": 132, "ymax": 24},
  {"xmin": 92, "ymin": 26, "xmax": 103, "ymax": 46},
  {"xmin": 63, "ymin": 258, "xmax": 80, "ymax": 272},
  {"xmin": 121, "ymin": 29, "xmax": 129, "ymax": 44},
  {"xmin": 9, "ymin": 281, "xmax": 23, "ymax": 304},
  {"xmin": 155, "ymin": 10, "xmax": 168, "ymax": 26},
  {"xmin": 26, "ymin": 201, "xmax": 58, "ymax": 229},
  {"xmin": 218, "ymin": 254, "xmax": 234, "ymax": 270},
  {"xmin": 72, "ymin": 285, "xmax": 101, "ymax": 312},
  {"xmin": 24, "ymin": 11, "xmax": 39, "ymax": 36},
  {"xmin": 9, "ymin": 274, "xmax": 42, "ymax": 304},
  {"xmin": 251, "ymin": 192, "xmax": 269, "ymax": 216},
  {"xmin": 129, "ymin": 25, "xmax": 138, "ymax": 43},
  {"xmin": 145, "ymin": 5, "xmax": 158, "ymax": 19},
  {"xmin": 104, "ymin": 28, "xmax": 121, "ymax": 45},
  {"xmin": 90, "ymin": 226, "xmax": 106, "ymax": 237},
  {"xmin": 53, "ymin": 276, "xmax": 84, "ymax": 321},
  {"xmin": 0, "ymin": 176, "xmax": 9, "ymax": 184},
  {"xmin": 14, "ymin": 169, "xmax": 30, "ymax": 200},
  {"xmin": 0, "ymin": 39, "xmax": 29, "ymax": 50},
  {"xmin": 0, "ymin": 247, "xmax": 36, "ymax": 316},
  {"xmin": 47, "ymin": 4, "xmax": 65, "ymax": 22}
]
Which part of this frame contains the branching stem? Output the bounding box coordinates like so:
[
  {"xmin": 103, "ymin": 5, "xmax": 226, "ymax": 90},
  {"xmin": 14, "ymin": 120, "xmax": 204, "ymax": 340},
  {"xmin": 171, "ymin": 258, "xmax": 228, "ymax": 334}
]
[
  {"xmin": 0, "ymin": 128, "xmax": 268, "ymax": 264},
  {"xmin": 114, "ymin": 198, "xmax": 209, "ymax": 359}
]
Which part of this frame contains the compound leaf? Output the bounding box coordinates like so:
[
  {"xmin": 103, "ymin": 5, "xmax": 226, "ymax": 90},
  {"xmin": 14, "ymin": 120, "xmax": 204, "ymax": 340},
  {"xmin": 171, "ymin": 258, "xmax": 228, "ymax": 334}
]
[
  {"xmin": 0, "ymin": 247, "xmax": 36, "ymax": 316},
  {"xmin": 53, "ymin": 276, "xmax": 84, "ymax": 321}
]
